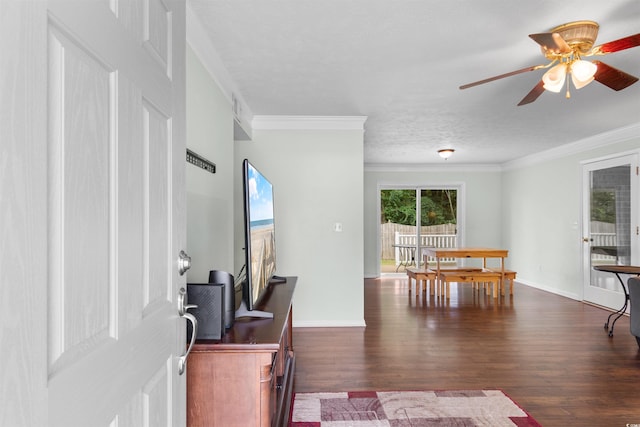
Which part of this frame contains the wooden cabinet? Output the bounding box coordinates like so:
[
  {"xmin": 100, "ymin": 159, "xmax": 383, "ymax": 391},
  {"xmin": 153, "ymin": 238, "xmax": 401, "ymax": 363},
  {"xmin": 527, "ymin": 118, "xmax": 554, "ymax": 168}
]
[{"xmin": 187, "ymin": 277, "xmax": 296, "ymax": 427}]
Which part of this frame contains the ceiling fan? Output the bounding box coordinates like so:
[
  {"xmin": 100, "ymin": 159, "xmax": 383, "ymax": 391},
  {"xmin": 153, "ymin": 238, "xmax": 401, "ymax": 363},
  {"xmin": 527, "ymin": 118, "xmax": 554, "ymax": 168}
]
[{"xmin": 459, "ymin": 21, "xmax": 640, "ymax": 106}]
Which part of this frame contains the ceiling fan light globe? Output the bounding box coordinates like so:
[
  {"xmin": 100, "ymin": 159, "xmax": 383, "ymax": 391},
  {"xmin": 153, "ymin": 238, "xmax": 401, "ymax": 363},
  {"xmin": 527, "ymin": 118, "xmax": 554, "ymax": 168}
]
[
  {"xmin": 571, "ymin": 74, "xmax": 594, "ymax": 89},
  {"xmin": 570, "ymin": 60, "xmax": 597, "ymax": 89},
  {"xmin": 542, "ymin": 64, "xmax": 567, "ymax": 93}
]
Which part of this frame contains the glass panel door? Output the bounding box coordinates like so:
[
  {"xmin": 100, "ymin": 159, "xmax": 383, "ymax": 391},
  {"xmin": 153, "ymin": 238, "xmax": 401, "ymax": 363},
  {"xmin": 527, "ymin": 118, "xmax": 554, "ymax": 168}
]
[
  {"xmin": 380, "ymin": 189, "xmax": 417, "ymax": 273},
  {"xmin": 420, "ymin": 189, "xmax": 457, "ymax": 266},
  {"xmin": 380, "ymin": 188, "xmax": 458, "ymax": 274},
  {"xmin": 583, "ymin": 154, "xmax": 638, "ymax": 310}
]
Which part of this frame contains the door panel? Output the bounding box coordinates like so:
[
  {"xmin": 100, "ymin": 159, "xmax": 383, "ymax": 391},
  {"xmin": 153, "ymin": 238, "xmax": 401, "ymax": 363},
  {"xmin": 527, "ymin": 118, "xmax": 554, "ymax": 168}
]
[
  {"xmin": 145, "ymin": 100, "xmax": 172, "ymax": 310},
  {"xmin": 3, "ymin": 1, "xmax": 187, "ymax": 426},
  {"xmin": 117, "ymin": 76, "xmax": 145, "ymax": 334},
  {"xmin": 48, "ymin": 20, "xmax": 113, "ymax": 373},
  {"xmin": 583, "ymin": 154, "xmax": 639, "ymax": 310}
]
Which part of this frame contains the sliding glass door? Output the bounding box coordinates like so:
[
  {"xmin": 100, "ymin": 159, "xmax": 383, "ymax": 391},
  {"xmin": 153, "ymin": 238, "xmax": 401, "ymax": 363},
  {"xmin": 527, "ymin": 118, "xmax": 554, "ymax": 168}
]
[{"xmin": 380, "ymin": 187, "xmax": 459, "ymax": 274}]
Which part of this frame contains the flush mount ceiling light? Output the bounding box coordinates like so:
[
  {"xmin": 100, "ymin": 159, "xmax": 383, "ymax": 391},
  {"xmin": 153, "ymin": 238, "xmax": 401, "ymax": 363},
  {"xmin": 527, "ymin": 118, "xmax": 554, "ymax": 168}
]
[
  {"xmin": 438, "ymin": 149, "xmax": 455, "ymax": 159},
  {"xmin": 460, "ymin": 20, "xmax": 640, "ymax": 106}
]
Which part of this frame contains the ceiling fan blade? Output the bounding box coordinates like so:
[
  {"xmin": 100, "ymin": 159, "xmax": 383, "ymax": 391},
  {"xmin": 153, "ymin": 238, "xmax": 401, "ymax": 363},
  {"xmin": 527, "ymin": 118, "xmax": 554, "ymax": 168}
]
[
  {"xmin": 517, "ymin": 81, "xmax": 545, "ymax": 106},
  {"xmin": 529, "ymin": 32, "xmax": 572, "ymax": 54},
  {"xmin": 591, "ymin": 33, "xmax": 640, "ymax": 55},
  {"xmin": 592, "ymin": 60, "xmax": 639, "ymax": 91},
  {"xmin": 459, "ymin": 65, "xmax": 545, "ymax": 90}
]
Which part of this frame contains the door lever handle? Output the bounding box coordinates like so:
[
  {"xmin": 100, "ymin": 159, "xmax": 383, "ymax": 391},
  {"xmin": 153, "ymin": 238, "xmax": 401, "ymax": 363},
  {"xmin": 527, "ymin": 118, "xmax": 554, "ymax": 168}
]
[{"xmin": 177, "ymin": 287, "xmax": 197, "ymax": 375}]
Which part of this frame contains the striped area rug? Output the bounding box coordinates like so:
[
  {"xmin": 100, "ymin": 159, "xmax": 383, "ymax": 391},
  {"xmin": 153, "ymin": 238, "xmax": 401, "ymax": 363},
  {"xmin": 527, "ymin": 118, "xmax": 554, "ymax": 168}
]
[{"xmin": 290, "ymin": 389, "xmax": 542, "ymax": 426}]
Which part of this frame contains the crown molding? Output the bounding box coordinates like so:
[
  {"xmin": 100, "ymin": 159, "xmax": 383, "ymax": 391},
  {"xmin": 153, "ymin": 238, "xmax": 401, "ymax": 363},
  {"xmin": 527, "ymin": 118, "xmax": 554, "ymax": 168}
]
[
  {"xmin": 252, "ymin": 115, "xmax": 367, "ymax": 131},
  {"xmin": 502, "ymin": 123, "xmax": 640, "ymax": 170},
  {"xmin": 364, "ymin": 163, "xmax": 501, "ymax": 173}
]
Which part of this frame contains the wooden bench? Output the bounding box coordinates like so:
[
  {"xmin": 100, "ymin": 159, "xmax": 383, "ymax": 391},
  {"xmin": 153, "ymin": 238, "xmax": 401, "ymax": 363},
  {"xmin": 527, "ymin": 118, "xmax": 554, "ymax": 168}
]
[
  {"xmin": 484, "ymin": 268, "xmax": 517, "ymax": 296},
  {"xmin": 433, "ymin": 268, "xmax": 482, "ymax": 296},
  {"xmin": 439, "ymin": 270, "xmax": 502, "ymax": 299},
  {"xmin": 406, "ymin": 268, "xmax": 436, "ymax": 295}
]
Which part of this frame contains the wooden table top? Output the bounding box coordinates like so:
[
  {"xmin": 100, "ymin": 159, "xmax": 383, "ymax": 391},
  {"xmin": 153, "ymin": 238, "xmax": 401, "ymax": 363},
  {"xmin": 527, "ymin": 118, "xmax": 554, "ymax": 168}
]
[
  {"xmin": 423, "ymin": 247, "xmax": 508, "ymax": 258},
  {"xmin": 594, "ymin": 265, "xmax": 640, "ymax": 275},
  {"xmin": 192, "ymin": 277, "xmax": 296, "ymax": 351}
]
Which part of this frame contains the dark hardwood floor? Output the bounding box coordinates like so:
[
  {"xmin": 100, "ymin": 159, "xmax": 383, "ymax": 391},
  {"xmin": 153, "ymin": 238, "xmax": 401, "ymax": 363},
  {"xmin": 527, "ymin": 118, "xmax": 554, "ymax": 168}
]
[{"xmin": 292, "ymin": 276, "xmax": 640, "ymax": 426}]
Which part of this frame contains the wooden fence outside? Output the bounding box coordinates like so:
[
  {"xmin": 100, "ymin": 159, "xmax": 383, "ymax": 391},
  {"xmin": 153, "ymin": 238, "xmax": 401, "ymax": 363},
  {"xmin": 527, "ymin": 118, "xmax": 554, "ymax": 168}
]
[{"xmin": 380, "ymin": 222, "xmax": 456, "ymax": 260}]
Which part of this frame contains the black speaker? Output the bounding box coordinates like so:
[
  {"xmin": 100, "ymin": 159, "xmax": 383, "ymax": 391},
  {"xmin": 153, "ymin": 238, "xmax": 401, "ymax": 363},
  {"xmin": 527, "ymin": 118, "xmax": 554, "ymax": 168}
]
[
  {"xmin": 186, "ymin": 283, "xmax": 225, "ymax": 340},
  {"xmin": 208, "ymin": 270, "xmax": 235, "ymax": 329}
]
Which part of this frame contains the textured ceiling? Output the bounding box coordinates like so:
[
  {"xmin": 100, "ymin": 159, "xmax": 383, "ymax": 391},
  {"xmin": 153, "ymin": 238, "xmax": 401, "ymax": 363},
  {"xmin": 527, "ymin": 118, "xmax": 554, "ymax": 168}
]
[{"xmin": 187, "ymin": 0, "xmax": 640, "ymax": 165}]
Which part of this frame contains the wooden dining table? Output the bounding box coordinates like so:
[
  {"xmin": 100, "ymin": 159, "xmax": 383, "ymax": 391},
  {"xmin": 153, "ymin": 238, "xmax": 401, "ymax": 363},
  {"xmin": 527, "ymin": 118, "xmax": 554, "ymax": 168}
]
[{"xmin": 422, "ymin": 247, "xmax": 509, "ymax": 295}]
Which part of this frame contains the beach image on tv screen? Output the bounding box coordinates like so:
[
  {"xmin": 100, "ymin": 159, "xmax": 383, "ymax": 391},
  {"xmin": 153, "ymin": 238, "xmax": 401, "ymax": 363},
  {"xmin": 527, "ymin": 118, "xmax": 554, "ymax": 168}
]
[{"xmin": 248, "ymin": 164, "xmax": 276, "ymax": 304}]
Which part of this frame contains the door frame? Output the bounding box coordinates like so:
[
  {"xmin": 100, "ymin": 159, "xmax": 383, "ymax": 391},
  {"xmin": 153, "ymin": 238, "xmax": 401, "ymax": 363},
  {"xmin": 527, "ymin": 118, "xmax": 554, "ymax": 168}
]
[
  {"xmin": 377, "ymin": 183, "xmax": 465, "ymax": 275},
  {"xmin": 581, "ymin": 151, "xmax": 639, "ymax": 308}
]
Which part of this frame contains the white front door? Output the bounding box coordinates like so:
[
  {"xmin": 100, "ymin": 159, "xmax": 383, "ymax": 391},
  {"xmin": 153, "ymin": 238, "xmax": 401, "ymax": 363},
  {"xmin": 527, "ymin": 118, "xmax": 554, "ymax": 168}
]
[
  {"xmin": 1, "ymin": 1, "xmax": 187, "ymax": 426},
  {"xmin": 582, "ymin": 153, "xmax": 639, "ymax": 311}
]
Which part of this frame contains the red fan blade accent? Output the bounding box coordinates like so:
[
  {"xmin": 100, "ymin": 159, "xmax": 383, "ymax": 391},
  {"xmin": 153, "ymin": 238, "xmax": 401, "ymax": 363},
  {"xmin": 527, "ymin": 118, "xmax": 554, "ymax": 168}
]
[
  {"xmin": 517, "ymin": 81, "xmax": 545, "ymax": 106},
  {"xmin": 592, "ymin": 33, "xmax": 640, "ymax": 54},
  {"xmin": 592, "ymin": 60, "xmax": 639, "ymax": 91},
  {"xmin": 529, "ymin": 32, "xmax": 572, "ymax": 55},
  {"xmin": 459, "ymin": 65, "xmax": 545, "ymax": 90}
]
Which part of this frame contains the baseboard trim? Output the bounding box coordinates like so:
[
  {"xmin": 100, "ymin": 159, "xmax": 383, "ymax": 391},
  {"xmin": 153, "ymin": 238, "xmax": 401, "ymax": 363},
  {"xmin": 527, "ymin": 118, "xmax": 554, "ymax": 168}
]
[
  {"xmin": 293, "ymin": 320, "xmax": 367, "ymax": 328},
  {"xmin": 583, "ymin": 300, "xmax": 629, "ymax": 315},
  {"xmin": 515, "ymin": 278, "xmax": 581, "ymax": 301}
]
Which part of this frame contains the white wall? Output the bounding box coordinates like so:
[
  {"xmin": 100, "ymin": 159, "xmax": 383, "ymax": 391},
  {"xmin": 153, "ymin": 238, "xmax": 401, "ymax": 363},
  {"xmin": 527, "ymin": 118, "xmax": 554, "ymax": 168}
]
[
  {"xmin": 186, "ymin": 38, "xmax": 366, "ymax": 326},
  {"xmin": 185, "ymin": 46, "xmax": 235, "ymax": 282},
  {"xmin": 363, "ymin": 166, "xmax": 503, "ymax": 277},
  {"xmin": 235, "ymin": 120, "xmax": 366, "ymax": 326},
  {"xmin": 502, "ymin": 125, "xmax": 640, "ymax": 299}
]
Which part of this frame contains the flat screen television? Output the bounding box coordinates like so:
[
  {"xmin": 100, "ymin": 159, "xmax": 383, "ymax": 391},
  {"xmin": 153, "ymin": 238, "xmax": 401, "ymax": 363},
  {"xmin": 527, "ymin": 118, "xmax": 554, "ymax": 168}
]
[{"xmin": 236, "ymin": 159, "xmax": 284, "ymax": 319}]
